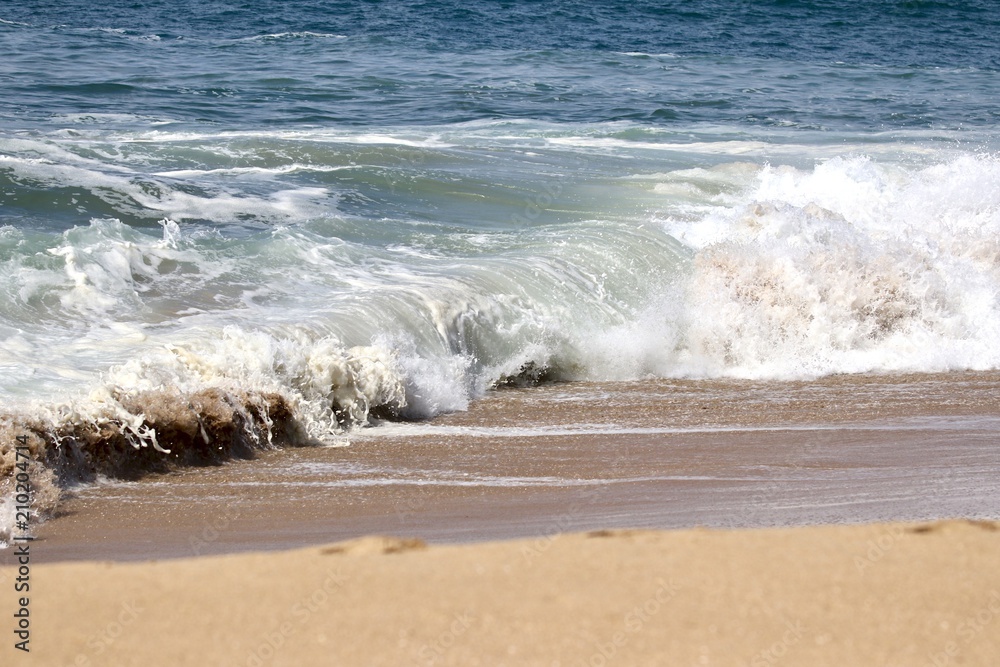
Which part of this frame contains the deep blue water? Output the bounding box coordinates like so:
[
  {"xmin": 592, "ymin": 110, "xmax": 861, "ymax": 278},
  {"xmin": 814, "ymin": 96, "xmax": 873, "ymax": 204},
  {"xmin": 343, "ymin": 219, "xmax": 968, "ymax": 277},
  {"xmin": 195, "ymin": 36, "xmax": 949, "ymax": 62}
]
[
  {"xmin": 5, "ymin": 0, "xmax": 1000, "ymax": 66},
  {"xmin": 2, "ymin": 0, "xmax": 999, "ymax": 130}
]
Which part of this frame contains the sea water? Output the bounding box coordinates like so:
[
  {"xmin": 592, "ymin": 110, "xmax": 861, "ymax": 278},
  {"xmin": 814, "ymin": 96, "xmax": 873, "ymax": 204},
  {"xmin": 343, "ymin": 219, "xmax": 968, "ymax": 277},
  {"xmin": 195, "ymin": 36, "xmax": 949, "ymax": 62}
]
[{"xmin": 2, "ymin": 1, "xmax": 999, "ymax": 538}]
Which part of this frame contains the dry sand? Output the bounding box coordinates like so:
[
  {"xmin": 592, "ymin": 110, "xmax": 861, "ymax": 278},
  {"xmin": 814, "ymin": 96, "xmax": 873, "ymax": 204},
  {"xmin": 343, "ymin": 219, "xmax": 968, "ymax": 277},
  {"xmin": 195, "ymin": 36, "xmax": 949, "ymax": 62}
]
[{"xmin": 2, "ymin": 520, "xmax": 999, "ymax": 666}]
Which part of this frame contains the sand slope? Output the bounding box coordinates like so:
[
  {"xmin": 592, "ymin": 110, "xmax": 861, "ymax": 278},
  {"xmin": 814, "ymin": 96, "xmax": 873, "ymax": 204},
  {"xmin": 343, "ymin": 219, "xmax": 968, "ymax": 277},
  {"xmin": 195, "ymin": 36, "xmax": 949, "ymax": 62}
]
[{"xmin": 3, "ymin": 520, "xmax": 999, "ymax": 666}]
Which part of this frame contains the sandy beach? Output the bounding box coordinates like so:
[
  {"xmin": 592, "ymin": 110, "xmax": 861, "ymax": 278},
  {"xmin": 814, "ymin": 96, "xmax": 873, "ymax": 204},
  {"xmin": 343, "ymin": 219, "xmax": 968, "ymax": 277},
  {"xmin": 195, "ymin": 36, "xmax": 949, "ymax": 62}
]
[{"xmin": 3, "ymin": 520, "xmax": 999, "ymax": 666}]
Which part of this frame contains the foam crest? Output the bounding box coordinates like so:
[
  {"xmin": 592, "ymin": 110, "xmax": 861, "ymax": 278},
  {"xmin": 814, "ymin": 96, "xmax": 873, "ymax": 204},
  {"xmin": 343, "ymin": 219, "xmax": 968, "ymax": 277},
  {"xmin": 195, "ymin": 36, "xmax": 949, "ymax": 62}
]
[
  {"xmin": 2, "ymin": 218, "xmax": 225, "ymax": 325},
  {"xmin": 101, "ymin": 327, "xmax": 410, "ymax": 438},
  {"xmin": 648, "ymin": 154, "xmax": 1000, "ymax": 378},
  {"xmin": 240, "ymin": 32, "xmax": 347, "ymax": 42}
]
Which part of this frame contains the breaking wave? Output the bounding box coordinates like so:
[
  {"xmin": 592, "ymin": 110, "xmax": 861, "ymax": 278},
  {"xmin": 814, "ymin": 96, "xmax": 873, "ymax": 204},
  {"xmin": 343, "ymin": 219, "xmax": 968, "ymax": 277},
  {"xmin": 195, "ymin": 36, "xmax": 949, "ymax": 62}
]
[{"xmin": 3, "ymin": 139, "xmax": 1000, "ymax": 543}]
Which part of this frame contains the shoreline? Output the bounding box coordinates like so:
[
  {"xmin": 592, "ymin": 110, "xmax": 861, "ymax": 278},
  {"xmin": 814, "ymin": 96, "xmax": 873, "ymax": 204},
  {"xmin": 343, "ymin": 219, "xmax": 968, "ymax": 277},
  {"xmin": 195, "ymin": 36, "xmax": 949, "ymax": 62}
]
[{"xmin": 6, "ymin": 371, "xmax": 1000, "ymax": 564}]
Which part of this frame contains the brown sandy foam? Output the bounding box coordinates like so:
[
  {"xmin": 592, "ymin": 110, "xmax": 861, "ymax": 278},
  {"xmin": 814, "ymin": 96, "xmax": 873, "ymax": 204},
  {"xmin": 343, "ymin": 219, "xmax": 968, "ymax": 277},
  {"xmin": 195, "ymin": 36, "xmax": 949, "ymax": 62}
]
[
  {"xmin": 1, "ymin": 520, "xmax": 998, "ymax": 666},
  {"xmin": 0, "ymin": 388, "xmax": 300, "ymax": 529}
]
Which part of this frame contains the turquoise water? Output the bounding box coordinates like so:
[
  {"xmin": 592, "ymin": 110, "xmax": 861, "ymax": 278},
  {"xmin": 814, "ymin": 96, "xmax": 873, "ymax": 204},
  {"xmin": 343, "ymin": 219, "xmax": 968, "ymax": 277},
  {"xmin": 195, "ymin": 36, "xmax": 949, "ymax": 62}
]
[{"xmin": 1, "ymin": 1, "xmax": 999, "ymax": 442}]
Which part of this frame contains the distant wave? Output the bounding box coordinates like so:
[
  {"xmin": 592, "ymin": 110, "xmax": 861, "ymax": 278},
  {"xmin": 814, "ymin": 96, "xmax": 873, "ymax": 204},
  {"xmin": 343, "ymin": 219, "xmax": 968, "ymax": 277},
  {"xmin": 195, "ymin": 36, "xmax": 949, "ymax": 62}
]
[
  {"xmin": 239, "ymin": 31, "xmax": 348, "ymax": 42},
  {"xmin": 615, "ymin": 51, "xmax": 680, "ymax": 58}
]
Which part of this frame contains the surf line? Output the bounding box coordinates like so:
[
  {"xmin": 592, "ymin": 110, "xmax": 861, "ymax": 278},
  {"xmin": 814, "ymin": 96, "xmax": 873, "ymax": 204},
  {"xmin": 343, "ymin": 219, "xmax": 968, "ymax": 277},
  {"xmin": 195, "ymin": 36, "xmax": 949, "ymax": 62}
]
[{"xmin": 12, "ymin": 433, "xmax": 33, "ymax": 653}]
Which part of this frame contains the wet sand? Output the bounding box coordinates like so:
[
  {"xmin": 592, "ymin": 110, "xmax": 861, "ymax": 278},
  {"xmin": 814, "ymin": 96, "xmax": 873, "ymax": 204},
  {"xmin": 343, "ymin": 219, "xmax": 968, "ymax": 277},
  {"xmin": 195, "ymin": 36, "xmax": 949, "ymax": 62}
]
[{"xmin": 9, "ymin": 371, "xmax": 1000, "ymax": 563}]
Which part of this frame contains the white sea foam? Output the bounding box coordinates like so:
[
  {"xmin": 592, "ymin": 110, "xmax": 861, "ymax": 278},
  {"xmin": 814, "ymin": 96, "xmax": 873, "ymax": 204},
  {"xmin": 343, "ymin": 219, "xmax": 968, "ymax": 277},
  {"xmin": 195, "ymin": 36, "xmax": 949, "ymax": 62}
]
[
  {"xmin": 616, "ymin": 52, "xmax": 680, "ymax": 58},
  {"xmin": 118, "ymin": 129, "xmax": 454, "ymax": 148},
  {"xmin": 93, "ymin": 328, "xmax": 407, "ymax": 442},
  {"xmin": 0, "ymin": 148, "xmax": 335, "ymax": 222},
  {"xmin": 154, "ymin": 164, "xmax": 353, "ymax": 178},
  {"xmin": 240, "ymin": 32, "xmax": 348, "ymax": 41},
  {"xmin": 597, "ymin": 153, "xmax": 1000, "ymax": 379}
]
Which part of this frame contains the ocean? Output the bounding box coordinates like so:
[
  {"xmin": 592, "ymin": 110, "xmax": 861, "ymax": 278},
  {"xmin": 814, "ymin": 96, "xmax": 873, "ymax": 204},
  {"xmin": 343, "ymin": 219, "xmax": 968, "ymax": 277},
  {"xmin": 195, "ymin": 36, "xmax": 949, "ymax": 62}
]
[{"xmin": 2, "ymin": 0, "xmax": 1000, "ymax": 548}]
